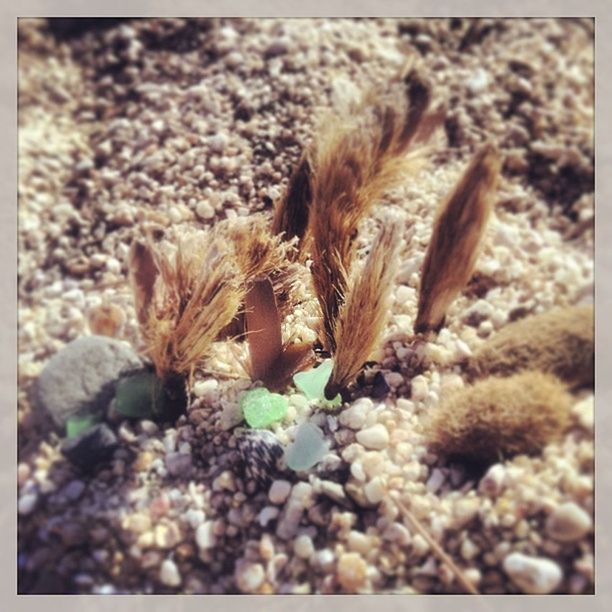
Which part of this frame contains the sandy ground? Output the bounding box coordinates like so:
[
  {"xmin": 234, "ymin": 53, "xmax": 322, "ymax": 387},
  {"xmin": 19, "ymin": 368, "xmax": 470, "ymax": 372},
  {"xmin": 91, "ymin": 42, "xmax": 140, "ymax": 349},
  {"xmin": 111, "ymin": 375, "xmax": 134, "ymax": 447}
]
[{"xmin": 18, "ymin": 18, "xmax": 593, "ymax": 594}]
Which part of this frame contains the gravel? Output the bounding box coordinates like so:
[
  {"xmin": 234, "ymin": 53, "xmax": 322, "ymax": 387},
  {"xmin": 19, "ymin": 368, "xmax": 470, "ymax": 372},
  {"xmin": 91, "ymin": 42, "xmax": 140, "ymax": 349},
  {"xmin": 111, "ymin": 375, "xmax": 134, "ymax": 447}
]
[{"xmin": 18, "ymin": 17, "xmax": 593, "ymax": 595}]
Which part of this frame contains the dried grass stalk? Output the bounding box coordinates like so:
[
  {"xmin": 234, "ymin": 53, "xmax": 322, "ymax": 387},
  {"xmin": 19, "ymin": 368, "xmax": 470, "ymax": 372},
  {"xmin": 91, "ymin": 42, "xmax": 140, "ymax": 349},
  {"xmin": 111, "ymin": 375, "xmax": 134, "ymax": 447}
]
[
  {"xmin": 309, "ymin": 70, "xmax": 435, "ymax": 351},
  {"xmin": 424, "ymin": 370, "xmax": 572, "ymax": 465},
  {"xmin": 414, "ymin": 143, "xmax": 501, "ymax": 335},
  {"xmin": 465, "ymin": 304, "xmax": 594, "ymax": 389},
  {"xmin": 325, "ymin": 221, "xmax": 402, "ymax": 399},
  {"xmin": 130, "ymin": 233, "xmax": 244, "ymax": 381}
]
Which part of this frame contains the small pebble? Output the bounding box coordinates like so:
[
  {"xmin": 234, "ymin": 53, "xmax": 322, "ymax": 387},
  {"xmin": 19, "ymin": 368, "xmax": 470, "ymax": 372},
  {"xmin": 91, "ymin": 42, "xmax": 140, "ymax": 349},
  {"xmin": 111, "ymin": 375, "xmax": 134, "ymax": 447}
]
[
  {"xmin": 195, "ymin": 521, "xmax": 216, "ymax": 550},
  {"xmin": 159, "ymin": 559, "xmax": 181, "ymax": 587},
  {"xmin": 410, "ymin": 375, "xmax": 429, "ymax": 401},
  {"xmin": 503, "ymin": 552, "xmax": 563, "ymax": 594},
  {"xmin": 337, "ymin": 552, "xmax": 368, "ymax": 592},
  {"xmin": 63, "ymin": 479, "xmax": 86, "ymax": 501},
  {"xmin": 294, "ymin": 534, "xmax": 315, "ymax": 559},
  {"xmin": 268, "ymin": 480, "xmax": 292, "ymax": 505},
  {"xmin": 479, "ymin": 464, "xmax": 506, "ymax": 497},
  {"xmin": 166, "ymin": 452, "xmax": 192, "ymax": 477},
  {"xmin": 546, "ymin": 502, "xmax": 592, "ymax": 542},
  {"xmin": 356, "ymin": 424, "xmax": 389, "ymax": 450},
  {"xmin": 339, "ymin": 398, "xmax": 372, "ymax": 429},
  {"xmin": 364, "ymin": 477, "xmax": 385, "ymax": 504},
  {"xmin": 235, "ymin": 561, "xmax": 265, "ymax": 593},
  {"xmin": 257, "ymin": 506, "xmax": 280, "ymax": 527},
  {"xmin": 18, "ymin": 492, "xmax": 38, "ymax": 515}
]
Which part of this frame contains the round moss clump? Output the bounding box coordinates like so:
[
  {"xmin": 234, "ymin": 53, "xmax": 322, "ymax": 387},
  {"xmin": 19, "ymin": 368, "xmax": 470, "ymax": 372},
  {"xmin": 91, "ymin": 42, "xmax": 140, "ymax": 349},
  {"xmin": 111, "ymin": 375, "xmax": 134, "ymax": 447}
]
[
  {"xmin": 466, "ymin": 305, "xmax": 593, "ymax": 389},
  {"xmin": 424, "ymin": 370, "xmax": 572, "ymax": 465}
]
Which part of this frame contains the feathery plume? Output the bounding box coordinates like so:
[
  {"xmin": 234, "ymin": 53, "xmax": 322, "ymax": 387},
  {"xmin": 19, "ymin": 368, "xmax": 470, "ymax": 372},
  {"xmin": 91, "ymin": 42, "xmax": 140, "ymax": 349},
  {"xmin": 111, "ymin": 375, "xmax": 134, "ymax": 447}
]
[
  {"xmin": 325, "ymin": 220, "xmax": 402, "ymax": 399},
  {"xmin": 129, "ymin": 232, "xmax": 244, "ymax": 381},
  {"xmin": 271, "ymin": 152, "xmax": 313, "ymax": 253},
  {"xmin": 414, "ymin": 143, "xmax": 501, "ymax": 335},
  {"xmin": 309, "ymin": 70, "xmax": 436, "ymax": 351}
]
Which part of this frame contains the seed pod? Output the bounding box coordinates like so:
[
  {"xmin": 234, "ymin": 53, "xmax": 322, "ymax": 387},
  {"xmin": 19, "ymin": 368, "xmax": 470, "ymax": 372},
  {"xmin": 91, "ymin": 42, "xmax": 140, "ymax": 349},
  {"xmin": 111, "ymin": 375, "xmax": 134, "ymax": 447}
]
[
  {"xmin": 424, "ymin": 370, "xmax": 572, "ymax": 465},
  {"xmin": 466, "ymin": 304, "xmax": 594, "ymax": 389}
]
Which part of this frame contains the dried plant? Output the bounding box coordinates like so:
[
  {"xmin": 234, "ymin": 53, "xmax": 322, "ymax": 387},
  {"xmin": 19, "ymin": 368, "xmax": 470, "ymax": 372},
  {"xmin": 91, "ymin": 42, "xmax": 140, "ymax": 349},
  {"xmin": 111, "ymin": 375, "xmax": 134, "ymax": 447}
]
[
  {"xmin": 129, "ymin": 233, "xmax": 244, "ymax": 382},
  {"xmin": 325, "ymin": 221, "xmax": 402, "ymax": 399},
  {"xmin": 244, "ymin": 277, "xmax": 314, "ymax": 391},
  {"xmin": 226, "ymin": 216, "xmax": 303, "ymax": 326},
  {"xmin": 306, "ymin": 69, "xmax": 437, "ymax": 351},
  {"xmin": 414, "ymin": 144, "xmax": 501, "ymax": 335},
  {"xmin": 465, "ymin": 304, "xmax": 594, "ymax": 389},
  {"xmin": 424, "ymin": 370, "xmax": 572, "ymax": 465}
]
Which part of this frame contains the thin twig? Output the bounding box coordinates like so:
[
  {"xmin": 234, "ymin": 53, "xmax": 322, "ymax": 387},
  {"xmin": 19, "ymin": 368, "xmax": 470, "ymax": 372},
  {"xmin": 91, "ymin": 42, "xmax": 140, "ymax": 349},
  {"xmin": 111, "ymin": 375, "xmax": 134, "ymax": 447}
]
[{"xmin": 391, "ymin": 493, "xmax": 479, "ymax": 595}]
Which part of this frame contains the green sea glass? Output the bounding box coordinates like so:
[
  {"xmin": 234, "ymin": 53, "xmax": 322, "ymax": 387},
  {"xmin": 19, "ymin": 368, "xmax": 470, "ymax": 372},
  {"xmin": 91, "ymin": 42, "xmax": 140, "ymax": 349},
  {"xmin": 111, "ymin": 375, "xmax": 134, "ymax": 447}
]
[
  {"xmin": 285, "ymin": 422, "xmax": 329, "ymax": 471},
  {"xmin": 115, "ymin": 371, "xmax": 163, "ymax": 420},
  {"xmin": 241, "ymin": 387, "xmax": 289, "ymax": 428},
  {"xmin": 66, "ymin": 414, "xmax": 101, "ymax": 439},
  {"xmin": 293, "ymin": 360, "xmax": 341, "ymax": 406}
]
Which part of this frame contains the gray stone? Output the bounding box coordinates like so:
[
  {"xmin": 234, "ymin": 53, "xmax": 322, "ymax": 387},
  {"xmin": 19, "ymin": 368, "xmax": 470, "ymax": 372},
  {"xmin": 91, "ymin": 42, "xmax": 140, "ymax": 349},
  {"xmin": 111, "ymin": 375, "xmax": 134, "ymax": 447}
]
[{"xmin": 36, "ymin": 335, "xmax": 143, "ymax": 428}]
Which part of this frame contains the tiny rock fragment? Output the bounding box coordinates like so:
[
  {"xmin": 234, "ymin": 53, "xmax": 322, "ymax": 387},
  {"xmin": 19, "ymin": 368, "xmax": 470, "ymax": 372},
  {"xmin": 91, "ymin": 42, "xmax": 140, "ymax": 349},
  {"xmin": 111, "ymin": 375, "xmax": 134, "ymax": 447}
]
[{"xmin": 337, "ymin": 552, "xmax": 368, "ymax": 592}]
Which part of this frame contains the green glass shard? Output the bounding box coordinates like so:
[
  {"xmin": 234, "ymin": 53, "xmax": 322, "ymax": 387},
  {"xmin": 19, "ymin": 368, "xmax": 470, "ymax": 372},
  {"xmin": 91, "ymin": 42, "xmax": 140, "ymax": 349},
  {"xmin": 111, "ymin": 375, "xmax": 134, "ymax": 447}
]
[
  {"xmin": 293, "ymin": 360, "xmax": 341, "ymax": 405},
  {"xmin": 285, "ymin": 422, "xmax": 328, "ymax": 471},
  {"xmin": 66, "ymin": 414, "xmax": 101, "ymax": 439},
  {"xmin": 240, "ymin": 387, "xmax": 288, "ymax": 428},
  {"xmin": 115, "ymin": 371, "xmax": 163, "ymax": 420},
  {"xmin": 320, "ymin": 393, "xmax": 343, "ymax": 409}
]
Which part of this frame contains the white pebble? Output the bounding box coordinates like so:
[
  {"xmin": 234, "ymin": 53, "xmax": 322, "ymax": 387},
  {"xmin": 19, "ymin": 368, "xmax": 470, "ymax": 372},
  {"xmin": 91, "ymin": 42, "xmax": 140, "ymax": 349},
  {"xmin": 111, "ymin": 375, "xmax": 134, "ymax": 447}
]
[
  {"xmin": 426, "ymin": 468, "xmax": 446, "ymax": 493},
  {"xmin": 294, "ymin": 534, "xmax": 314, "ymax": 559},
  {"xmin": 268, "ymin": 480, "xmax": 292, "ymax": 505},
  {"xmin": 18, "ymin": 492, "xmax": 38, "ymax": 515},
  {"xmin": 195, "ymin": 201, "xmax": 215, "ymax": 220},
  {"xmin": 185, "ymin": 509, "xmax": 205, "ymax": 529},
  {"xmin": 159, "ymin": 559, "xmax": 181, "ymax": 587},
  {"xmin": 356, "ymin": 424, "xmax": 389, "ymax": 450},
  {"xmin": 503, "ymin": 552, "xmax": 562, "ymax": 594},
  {"xmin": 339, "ymin": 398, "xmax": 372, "ymax": 429},
  {"xmin": 395, "ymin": 284, "xmax": 415, "ymax": 304},
  {"xmin": 193, "ymin": 378, "xmax": 219, "ymax": 399},
  {"xmin": 410, "ymin": 375, "xmax": 429, "ymax": 401},
  {"xmin": 257, "ymin": 506, "xmax": 280, "ymax": 527},
  {"xmin": 235, "ymin": 561, "xmax": 265, "ymax": 593},
  {"xmin": 385, "ymin": 372, "xmax": 404, "ymax": 388},
  {"xmin": 364, "ymin": 476, "xmax": 385, "ymax": 504},
  {"xmin": 467, "ymin": 68, "xmax": 489, "ymax": 93},
  {"xmin": 479, "ymin": 464, "xmax": 506, "ymax": 497},
  {"xmin": 546, "ymin": 502, "xmax": 592, "ymax": 542},
  {"xmin": 195, "ymin": 521, "xmax": 216, "ymax": 550},
  {"xmin": 312, "ymin": 548, "xmax": 335, "ymax": 572}
]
